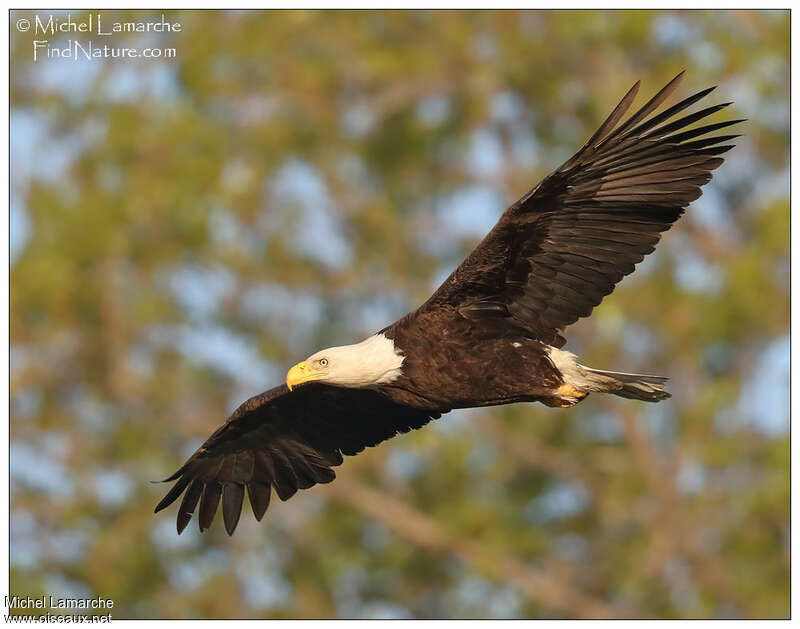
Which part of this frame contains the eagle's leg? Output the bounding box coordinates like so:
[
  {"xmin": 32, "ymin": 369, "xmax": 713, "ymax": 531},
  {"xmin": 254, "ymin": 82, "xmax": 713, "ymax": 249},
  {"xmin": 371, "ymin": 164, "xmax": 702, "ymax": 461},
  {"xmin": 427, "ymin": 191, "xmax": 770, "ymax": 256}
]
[{"xmin": 541, "ymin": 384, "xmax": 589, "ymax": 408}]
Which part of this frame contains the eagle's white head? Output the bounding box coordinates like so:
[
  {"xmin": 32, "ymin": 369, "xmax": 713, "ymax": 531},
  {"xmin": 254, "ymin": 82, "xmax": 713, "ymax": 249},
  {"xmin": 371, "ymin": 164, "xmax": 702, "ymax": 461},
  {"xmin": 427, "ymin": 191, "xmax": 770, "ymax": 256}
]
[{"xmin": 286, "ymin": 333, "xmax": 405, "ymax": 390}]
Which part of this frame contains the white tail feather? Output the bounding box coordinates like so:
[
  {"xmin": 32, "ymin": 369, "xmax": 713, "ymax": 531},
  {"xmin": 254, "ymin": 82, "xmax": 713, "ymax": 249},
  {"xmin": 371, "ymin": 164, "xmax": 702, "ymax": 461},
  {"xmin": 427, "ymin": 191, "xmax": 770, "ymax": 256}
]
[{"xmin": 546, "ymin": 346, "xmax": 670, "ymax": 403}]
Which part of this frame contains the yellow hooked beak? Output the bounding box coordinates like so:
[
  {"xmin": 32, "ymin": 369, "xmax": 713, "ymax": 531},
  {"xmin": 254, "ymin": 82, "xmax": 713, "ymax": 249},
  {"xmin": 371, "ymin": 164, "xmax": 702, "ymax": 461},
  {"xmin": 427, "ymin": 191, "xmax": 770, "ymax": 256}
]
[{"xmin": 286, "ymin": 361, "xmax": 324, "ymax": 391}]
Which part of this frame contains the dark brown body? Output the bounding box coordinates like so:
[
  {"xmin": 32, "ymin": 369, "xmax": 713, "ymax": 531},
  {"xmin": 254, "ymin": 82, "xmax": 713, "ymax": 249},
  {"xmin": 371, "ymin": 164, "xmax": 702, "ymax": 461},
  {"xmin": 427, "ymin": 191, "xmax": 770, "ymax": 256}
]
[{"xmin": 382, "ymin": 308, "xmax": 563, "ymax": 411}]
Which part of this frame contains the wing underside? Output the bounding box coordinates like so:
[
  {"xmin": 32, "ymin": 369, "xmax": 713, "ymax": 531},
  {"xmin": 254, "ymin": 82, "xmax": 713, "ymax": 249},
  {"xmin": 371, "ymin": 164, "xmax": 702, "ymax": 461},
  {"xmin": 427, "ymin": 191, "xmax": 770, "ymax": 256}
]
[{"xmin": 155, "ymin": 384, "xmax": 439, "ymax": 534}]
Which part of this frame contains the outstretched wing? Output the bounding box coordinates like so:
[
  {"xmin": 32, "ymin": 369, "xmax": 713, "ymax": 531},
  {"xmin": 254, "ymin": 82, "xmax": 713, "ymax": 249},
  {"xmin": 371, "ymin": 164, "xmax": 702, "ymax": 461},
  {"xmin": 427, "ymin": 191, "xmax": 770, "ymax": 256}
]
[
  {"xmin": 423, "ymin": 72, "xmax": 741, "ymax": 347},
  {"xmin": 155, "ymin": 384, "xmax": 440, "ymax": 534}
]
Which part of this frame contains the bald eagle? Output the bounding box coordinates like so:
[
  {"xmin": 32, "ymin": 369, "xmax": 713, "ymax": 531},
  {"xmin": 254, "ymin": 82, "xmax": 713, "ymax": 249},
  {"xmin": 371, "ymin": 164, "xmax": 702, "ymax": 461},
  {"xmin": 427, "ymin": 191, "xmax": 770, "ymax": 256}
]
[{"xmin": 156, "ymin": 72, "xmax": 740, "ymax": 535}]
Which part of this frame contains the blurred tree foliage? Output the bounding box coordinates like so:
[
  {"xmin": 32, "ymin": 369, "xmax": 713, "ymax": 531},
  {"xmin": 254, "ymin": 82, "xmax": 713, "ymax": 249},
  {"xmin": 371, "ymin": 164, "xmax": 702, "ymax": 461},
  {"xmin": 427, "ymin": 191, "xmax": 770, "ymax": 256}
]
[{"xmin": 10, "ymin": 9, "xmax": 788, "ymax": 619}]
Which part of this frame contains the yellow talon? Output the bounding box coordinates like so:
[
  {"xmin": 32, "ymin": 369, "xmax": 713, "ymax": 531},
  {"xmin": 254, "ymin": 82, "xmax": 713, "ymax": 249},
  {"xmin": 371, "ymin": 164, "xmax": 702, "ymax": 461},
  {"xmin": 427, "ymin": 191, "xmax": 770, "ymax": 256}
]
[{"xmin": 555, "ymin": 383, "xmax": 586, "ymax": 398}]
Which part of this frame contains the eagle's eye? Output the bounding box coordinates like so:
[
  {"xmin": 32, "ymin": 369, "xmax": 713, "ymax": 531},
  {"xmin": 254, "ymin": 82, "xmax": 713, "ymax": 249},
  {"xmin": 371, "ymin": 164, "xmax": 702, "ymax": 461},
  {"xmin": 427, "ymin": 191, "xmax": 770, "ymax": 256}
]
[{"xmin": 319, "ymin": 358, "xmax": 328, "ymax": 367}]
